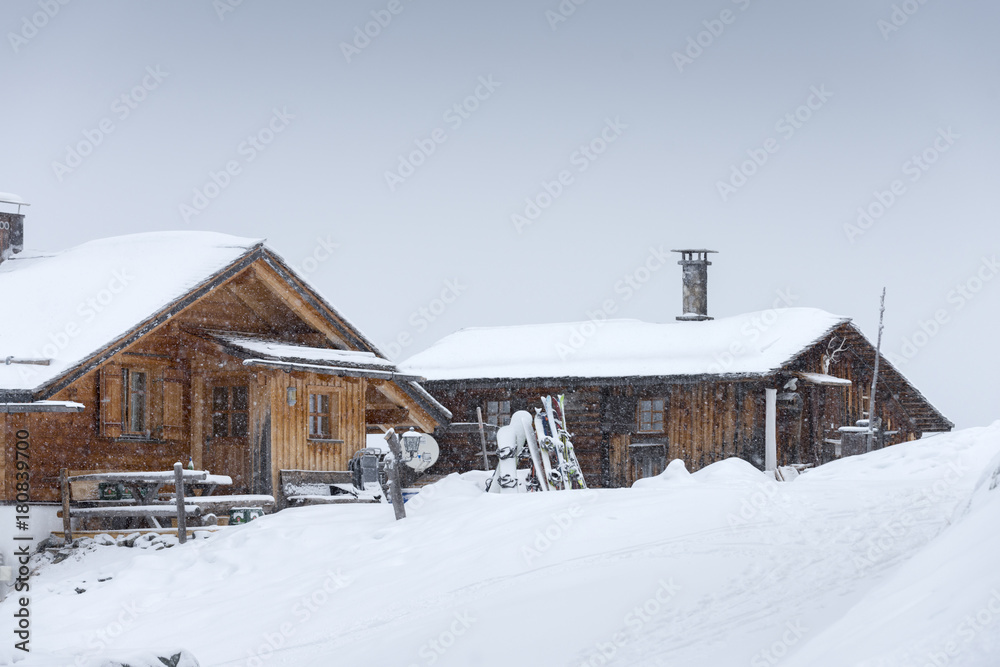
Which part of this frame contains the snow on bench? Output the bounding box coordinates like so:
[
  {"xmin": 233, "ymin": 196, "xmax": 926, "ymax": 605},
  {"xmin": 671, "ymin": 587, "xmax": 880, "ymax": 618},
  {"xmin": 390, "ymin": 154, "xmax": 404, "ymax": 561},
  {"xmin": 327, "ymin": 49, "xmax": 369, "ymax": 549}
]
[{"xmin": 67, "ymin": 505, "xmax": 203, "ymax": 518}]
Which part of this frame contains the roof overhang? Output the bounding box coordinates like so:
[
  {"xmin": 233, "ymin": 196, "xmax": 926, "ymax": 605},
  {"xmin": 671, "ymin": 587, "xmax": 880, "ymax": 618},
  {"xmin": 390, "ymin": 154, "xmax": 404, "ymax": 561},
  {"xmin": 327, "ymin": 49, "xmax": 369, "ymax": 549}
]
[
  {"xmin": 0, "ymin": 400, "xmax": 85, "ymax": 413},
  {"xmin": 241, "ymin": 358, "xmax": 424, "ymax": 382},
  {"xmin": 797, "ymin": 372, "xmax": 852, "ymax": 386}
]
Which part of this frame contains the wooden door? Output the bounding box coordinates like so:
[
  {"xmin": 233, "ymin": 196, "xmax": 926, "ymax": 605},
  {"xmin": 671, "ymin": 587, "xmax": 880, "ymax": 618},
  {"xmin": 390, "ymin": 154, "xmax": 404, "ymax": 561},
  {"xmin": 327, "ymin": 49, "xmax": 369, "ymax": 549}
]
[{"xmin": 204, "ymin": 381, "xmax": 251, "ymax": 493}]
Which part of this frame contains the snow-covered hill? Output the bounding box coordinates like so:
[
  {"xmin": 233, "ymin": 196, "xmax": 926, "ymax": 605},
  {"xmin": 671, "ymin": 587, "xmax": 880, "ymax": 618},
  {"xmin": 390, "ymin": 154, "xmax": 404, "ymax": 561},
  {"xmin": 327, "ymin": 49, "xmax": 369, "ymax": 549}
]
[{"xmin": 4, "ymin": 423, "xmax": 1000, "ymax": 666}]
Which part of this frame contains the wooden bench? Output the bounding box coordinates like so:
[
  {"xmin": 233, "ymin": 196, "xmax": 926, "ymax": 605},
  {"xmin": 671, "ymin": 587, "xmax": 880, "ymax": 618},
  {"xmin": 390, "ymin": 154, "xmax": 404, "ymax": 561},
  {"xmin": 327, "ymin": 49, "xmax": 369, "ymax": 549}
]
[{"xmin": 279, "ymin": 469, "xmax": 380, "ymax": 508}]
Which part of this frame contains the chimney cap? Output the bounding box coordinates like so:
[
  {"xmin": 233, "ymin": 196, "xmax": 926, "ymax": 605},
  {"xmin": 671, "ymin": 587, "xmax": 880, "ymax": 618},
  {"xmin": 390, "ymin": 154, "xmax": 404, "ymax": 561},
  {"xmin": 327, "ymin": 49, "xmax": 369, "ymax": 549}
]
[
  {"xmin": 0, "ymin": 193, "xmax": 29, "ymax": 206},
  {"xmin": 671, "ymin": 249, "xmax": 717, "ymax": 254},
  {"xmin": 0, "ymin": 193, "xmax": 29, "ymax": 214}
]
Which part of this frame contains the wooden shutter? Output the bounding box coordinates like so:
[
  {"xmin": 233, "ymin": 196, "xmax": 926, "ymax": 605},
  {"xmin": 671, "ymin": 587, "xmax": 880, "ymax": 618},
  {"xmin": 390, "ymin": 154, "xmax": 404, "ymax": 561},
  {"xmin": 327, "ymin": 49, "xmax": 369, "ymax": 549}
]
[
  {"xmin": 161, "ymin": 368, "xmax": 186, "ymax": 441},
  {"xmin": 99, "ymin": 363, "xmax": 123, "ymax": 438}
]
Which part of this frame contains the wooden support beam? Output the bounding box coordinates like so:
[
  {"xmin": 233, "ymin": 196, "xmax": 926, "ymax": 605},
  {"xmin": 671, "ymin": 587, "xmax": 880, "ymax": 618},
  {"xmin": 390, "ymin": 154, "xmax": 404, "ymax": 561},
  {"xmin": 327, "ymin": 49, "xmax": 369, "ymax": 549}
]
[{"xmin": 60, "ymin": 468, "xmax": 72, "ymax": 543}]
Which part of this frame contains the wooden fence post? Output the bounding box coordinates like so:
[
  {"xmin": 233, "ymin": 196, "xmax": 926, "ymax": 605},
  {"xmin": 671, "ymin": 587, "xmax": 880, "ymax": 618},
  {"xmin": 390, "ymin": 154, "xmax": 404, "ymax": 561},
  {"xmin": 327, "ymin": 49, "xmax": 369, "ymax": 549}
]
[
  {"xmin": 60, "ymin": 468, "xmax": 72, "ymax": 544},
  {"xmin": 174, "ymin": 462, "xmax": 187, "ymax": 544}
]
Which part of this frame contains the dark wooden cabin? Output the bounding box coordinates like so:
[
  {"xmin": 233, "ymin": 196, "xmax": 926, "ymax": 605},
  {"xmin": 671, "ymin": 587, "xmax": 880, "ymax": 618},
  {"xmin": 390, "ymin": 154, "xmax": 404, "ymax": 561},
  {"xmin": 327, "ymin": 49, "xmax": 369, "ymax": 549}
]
[{"xmin": 402, "ymin": 252, "xmax": 952, "ymax": 488}]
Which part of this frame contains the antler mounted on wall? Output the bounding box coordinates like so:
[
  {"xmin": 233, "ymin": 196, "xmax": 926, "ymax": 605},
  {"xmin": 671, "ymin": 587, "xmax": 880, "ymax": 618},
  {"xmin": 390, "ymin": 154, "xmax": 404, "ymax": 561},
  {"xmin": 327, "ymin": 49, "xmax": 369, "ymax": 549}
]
[{"xmin": 821, "ymin": 336, "xmax": 848, "ymax": 374}]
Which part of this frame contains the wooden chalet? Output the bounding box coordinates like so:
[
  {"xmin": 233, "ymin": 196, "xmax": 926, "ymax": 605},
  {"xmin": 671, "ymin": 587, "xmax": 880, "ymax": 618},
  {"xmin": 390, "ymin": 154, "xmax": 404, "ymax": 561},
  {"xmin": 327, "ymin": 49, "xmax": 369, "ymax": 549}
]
[
  {"xmin": 0, "ymin": 227, "xmax": 450, "ymax": 515},
  {"xmin": 401, "ymin": 251, "xmax": 953, "ymax": 487}
]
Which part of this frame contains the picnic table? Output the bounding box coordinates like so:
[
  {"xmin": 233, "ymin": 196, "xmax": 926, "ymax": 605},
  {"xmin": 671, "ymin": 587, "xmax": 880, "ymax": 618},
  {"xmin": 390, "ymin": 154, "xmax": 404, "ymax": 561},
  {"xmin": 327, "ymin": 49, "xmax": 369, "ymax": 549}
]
[
  {"xmin": 60, "ymin": 468, "xmax": 233, "ymax": 541},
  {"xmin": 68, "ymin": 469, "xmax": 233, "ymax": 504}
]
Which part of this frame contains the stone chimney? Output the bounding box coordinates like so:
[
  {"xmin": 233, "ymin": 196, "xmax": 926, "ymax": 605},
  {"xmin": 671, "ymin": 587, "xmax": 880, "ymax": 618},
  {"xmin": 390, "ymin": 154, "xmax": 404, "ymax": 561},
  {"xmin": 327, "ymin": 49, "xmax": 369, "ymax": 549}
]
[
  {"xmin": 0, "ymin": 194, "xmax": 28, "ymax": 264},
  {"xmin": 673, "ymin": 249, "xmax": 717, "ymax": 321}
]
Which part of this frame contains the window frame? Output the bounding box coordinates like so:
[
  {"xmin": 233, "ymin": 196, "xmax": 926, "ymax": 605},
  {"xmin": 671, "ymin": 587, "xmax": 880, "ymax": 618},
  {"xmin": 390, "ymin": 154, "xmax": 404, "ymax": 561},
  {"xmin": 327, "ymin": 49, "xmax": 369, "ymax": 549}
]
[
  {"xmin": 307, "ymin": 388, "xmax": 342, "ymax": 443},
  {"xmin": 211, "ymin": 385, "xmax": 250, "ymax": 439},
  {"xmin": 121, "ymin": 368, "xmax": 148, "ymax": 436},
  {"xmin": 636, "ymin": 398, "xmax": 666, "ymax": 434},
  {"xmin": 485, "ymin": 399, "xmax": 511, "ymax": 427}
]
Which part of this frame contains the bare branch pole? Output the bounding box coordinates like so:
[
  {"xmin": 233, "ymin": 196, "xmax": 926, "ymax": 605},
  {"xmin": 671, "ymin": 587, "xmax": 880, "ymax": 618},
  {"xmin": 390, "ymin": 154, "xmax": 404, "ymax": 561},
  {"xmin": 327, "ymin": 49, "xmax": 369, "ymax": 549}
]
[
  {"xmin": 867, "ymin": 288, "xmax": 887, "ymax": 453},
  {"xmin": 174, "ymin": 462, "xmax": 187, "ymax": 544},
  {"xmin": 476, "ymin": 406, "xmax": 490, "ymax": 471},
  {"xmin": 383, "ymin": 429, "xmax": 407, "ymax": 520}
]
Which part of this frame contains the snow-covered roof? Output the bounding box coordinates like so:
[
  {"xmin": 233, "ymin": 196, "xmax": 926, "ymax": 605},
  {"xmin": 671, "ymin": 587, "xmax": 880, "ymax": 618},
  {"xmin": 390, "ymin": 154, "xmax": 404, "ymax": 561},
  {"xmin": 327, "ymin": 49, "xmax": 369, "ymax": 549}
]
[
  {"xmin": 216, "ymin": 335, "xmax": 397, "ymax": 370},
  {"xmin": 400, "ymin": 308, "xmax": 850, "ymax": 381},
  {"xmin": 0, "ymin": 232, "xmax": 262, "ymax": 392}
]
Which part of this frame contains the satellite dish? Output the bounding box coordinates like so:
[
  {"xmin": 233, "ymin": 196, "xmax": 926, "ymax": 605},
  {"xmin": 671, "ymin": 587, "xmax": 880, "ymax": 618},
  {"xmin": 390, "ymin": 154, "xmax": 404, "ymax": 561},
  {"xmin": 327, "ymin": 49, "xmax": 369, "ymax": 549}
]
[{"xmin": 399, "ymin": 429, "xmax": 439, "ymax": 472}]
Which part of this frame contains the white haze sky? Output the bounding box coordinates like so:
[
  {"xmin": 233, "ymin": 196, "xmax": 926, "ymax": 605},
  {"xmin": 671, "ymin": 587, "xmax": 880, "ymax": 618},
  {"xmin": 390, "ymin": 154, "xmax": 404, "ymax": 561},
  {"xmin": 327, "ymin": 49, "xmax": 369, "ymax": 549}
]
[{"xmin": 1, "ymin": 1, "xmax": 997, "ymax": 428}]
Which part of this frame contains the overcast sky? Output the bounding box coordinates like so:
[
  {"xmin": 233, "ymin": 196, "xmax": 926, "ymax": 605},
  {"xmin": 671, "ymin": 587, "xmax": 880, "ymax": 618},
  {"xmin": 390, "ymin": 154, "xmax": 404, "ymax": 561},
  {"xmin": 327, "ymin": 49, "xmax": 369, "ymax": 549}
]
[{"xmin": 1, "ymin": 0, "xmax": 997, "ymax": 428}]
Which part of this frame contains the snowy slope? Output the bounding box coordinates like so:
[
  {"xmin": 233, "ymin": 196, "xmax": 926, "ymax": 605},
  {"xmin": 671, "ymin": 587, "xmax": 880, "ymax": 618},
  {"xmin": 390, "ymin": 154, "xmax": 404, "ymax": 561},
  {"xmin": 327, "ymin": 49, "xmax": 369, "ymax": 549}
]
[
  {"xmin": 399, "ymin": 308, "xmax": 848, "ymax": 381},
  {"xmin": 2, "ymin": 424, "xmax": 999, "ymax": 666}
]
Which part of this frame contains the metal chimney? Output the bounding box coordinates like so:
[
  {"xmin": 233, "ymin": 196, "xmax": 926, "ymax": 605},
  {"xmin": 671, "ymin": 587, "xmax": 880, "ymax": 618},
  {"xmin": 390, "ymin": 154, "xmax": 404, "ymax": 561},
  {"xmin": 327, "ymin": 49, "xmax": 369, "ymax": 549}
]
[
  {"xmin": 673, "ymin": 249, "xmax": 717, "ymax": 321},
  {"xmin": 0, "ymin": 194, "xmax": 28, "ymax": 264}
]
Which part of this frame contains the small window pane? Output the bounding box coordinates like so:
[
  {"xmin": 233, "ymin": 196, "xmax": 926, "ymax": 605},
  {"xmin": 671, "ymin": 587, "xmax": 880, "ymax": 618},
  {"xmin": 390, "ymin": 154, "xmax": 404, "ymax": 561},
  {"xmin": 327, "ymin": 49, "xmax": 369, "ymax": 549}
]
[
  {"xmin": 231, "ymin": 412, "xmax": 249, "ymax": 438},
  {"xmin": 213, "ymin": 387, "xmax": 229, "ymax": 411},
  {"xmin": 232, "ymin": 386, "xmax": 249, "ymax": 411},
  {"xmin": 212, "ymin": 413, "xmax": 228, "ymax": 438}
]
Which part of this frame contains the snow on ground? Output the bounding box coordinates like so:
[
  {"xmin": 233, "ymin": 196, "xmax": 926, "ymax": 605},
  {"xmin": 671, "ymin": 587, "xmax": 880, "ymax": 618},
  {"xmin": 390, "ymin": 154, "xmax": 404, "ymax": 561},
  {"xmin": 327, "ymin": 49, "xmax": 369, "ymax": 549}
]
[{"xmin": 3, "ymin": 423, "xmax": 1000, "ymax": 666}]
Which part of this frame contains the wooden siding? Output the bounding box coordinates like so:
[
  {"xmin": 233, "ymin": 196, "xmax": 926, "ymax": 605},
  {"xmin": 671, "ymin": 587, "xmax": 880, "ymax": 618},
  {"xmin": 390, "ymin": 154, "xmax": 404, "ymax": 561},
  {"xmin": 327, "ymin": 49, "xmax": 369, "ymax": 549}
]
[
  {"xmin": 422, "ymin": 321, "xmax": 949, "ymax": 488},
  {"xmin": 268, "ymin": 372, "xmax": 367, "ymax": 487}
]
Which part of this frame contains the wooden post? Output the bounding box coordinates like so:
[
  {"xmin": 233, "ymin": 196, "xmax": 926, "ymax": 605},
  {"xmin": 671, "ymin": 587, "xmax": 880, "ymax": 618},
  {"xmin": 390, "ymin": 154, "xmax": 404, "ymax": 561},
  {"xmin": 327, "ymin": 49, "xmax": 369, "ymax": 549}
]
[
  {"xmin": 476, "ymin": 406, "xmax": 490, "ymax": 471},
  {"xmin": 383, "ymin": 429, "xmax": 406, "ymax": 521},
  {"xmin": 174, "ymin": 462, "xmax": 187, "ymax": 544},
  {"xmin": 60, "ymin": 468, "xmax": 72, "ymax": 544}
]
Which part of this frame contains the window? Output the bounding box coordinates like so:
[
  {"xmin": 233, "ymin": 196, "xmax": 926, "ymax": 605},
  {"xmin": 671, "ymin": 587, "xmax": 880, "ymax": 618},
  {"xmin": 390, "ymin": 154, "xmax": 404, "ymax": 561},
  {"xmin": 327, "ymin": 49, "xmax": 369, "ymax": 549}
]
[
  {"xmin": 122, "ymin": 369, "xmax": 147, "ymax": 434},
  {"xmin": 637, "ymin": 398, "xmax": 665, "ymax": 433},
  {"xmin": 309, "ymin": 391, "xmax": 340, "ymax": 440},
  {"xmin": 212, "ymin": 386, "xmax": 249, "ymax": 438},
  {"xmin": 485, "ymin": 400, "xmax": 511, "ymax": 427}
]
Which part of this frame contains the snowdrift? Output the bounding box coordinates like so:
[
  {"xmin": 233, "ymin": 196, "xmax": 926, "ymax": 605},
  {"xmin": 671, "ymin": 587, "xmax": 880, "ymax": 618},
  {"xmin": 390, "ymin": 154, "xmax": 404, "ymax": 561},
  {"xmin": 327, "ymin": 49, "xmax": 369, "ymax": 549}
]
[{"xmin": 2, "ymin": 423, "xmax": 999, "ymax": 666}]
